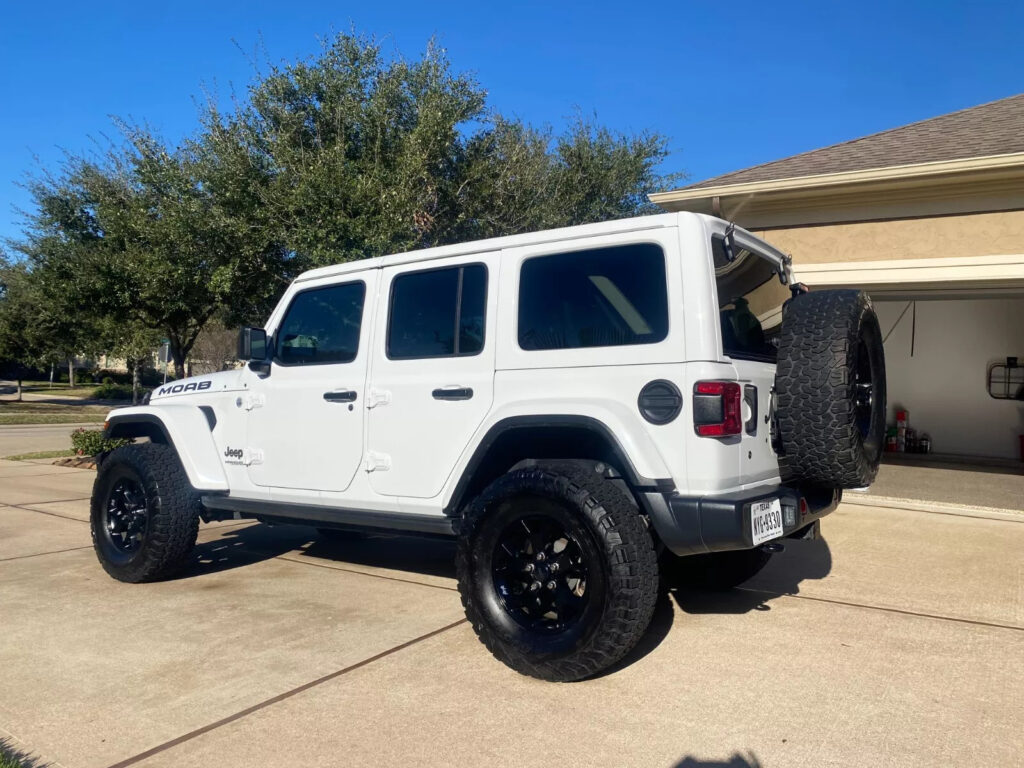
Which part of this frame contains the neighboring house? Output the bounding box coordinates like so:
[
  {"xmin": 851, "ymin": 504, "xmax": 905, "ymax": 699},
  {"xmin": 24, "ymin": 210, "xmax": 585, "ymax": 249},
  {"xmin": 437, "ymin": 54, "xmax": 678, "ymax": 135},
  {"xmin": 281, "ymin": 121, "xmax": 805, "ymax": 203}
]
[{"xmin": 652, "ymin": 94, "xmax": 1024, "ymax": 461}]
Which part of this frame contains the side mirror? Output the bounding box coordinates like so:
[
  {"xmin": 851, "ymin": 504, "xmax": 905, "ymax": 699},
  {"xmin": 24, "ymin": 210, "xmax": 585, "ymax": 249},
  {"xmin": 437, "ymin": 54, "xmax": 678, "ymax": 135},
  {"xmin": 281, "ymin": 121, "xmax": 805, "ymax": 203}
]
[{"xmin": 238, "ymin": 327, "xmax": 268, "ymax": 362}]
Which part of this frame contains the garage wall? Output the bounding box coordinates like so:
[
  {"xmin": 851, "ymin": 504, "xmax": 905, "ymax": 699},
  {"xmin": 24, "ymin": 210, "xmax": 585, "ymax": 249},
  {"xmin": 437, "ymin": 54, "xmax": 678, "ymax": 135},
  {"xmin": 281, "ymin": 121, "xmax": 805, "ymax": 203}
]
[
  {"xmin": 874, "ymin": 297, "xmax": 1024, "ymax": 460},
  {"xmin": 757, "ymin": 209, "xmax": 1024, "ymax": 264}
]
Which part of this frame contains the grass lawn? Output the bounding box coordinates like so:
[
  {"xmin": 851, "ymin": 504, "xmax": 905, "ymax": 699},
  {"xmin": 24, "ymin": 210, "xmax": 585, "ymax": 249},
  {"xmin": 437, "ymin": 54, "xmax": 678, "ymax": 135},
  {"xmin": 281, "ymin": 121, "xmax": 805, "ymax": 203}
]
[
  {"xmin": 0, "ymin": 401, "xmax": 109, "ymax": 413},
  {"xmin": 0, "ymin": 413, "xmax": 106, "ymax": 425},
  {"xmin": 0, "ymin": 737, "xmax": 42, "ymax": 768},
  {"xmin": 2, "ymin": 449, "xmax": 76, "ymax": 461},
  {"xmin": 21, "ymin": 385, "xmax": 103, "ymax": 398}
]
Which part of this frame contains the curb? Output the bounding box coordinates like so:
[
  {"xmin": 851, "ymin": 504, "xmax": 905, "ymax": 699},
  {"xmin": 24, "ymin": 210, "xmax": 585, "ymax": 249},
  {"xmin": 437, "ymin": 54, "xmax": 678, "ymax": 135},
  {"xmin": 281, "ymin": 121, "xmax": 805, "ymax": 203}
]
[{"xmin": 842, "ymin": 493, "xmax": 1023, "ymax": 522}]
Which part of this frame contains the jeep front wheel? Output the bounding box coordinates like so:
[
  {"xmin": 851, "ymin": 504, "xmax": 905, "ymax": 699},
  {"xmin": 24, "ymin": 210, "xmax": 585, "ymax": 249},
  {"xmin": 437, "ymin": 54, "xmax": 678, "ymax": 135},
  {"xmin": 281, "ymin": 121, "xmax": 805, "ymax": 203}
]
[
  {"xmin": 91, "ymin": 443, "xmax": 202, "ymax": 583},
  {"xmin": 456, "ymin": 464, "xmax": 659, "ymax": 682}
]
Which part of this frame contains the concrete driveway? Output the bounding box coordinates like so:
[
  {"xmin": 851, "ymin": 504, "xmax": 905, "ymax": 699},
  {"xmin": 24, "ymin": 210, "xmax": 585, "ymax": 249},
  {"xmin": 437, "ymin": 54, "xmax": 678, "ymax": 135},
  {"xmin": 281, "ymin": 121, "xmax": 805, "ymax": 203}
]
[{"xmin": 1, "ymin": 458, "xmax": 1021, "ymax": 768}]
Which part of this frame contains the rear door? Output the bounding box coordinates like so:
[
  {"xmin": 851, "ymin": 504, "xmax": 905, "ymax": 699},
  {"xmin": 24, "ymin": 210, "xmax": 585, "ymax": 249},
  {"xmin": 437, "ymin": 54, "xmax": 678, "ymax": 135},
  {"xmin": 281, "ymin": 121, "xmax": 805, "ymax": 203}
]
[
  {"xmin": 711, "ymin": 230, "xmax": 791, "ymax": 483},
  {"xmin": 365, "ymin": 254, "xmax": 498, "ymax": 498}
]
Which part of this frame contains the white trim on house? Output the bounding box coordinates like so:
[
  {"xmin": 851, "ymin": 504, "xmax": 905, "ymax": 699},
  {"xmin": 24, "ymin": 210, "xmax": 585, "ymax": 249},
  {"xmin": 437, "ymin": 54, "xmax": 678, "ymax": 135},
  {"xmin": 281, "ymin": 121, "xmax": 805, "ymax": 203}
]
[
  {"xmin": 795, "ymin": 254, "xmax": 1024, "ymax": 297},
  {"xmin": 650, "ymin": 152, "xmax": 1024, "ymax": 206}
]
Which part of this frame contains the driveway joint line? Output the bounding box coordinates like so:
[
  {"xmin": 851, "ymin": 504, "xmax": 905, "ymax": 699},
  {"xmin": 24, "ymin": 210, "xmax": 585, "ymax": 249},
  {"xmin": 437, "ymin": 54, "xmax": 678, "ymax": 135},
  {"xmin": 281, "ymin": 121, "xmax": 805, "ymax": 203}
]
[
  {"xmin": 104, "ymin": 618, "xmax": 468, "ymax": 768},
  {"xmin": 0, "ymin": 545, "xmax": 93, "ymax": 562},
  {"xmin": 7, "ymin": 502, "xmax": 90, "ymax": 524},
  {"xmin": 274, "ymin": 553, "xmax": 458, "ymax": 591},
  {"xmin": 844, "ymin": 499, "xmax": 1024, "ymax": 523},
  {"xmin": 739, "ymin": 588, "xmax": 1024, "ymax": 632}
]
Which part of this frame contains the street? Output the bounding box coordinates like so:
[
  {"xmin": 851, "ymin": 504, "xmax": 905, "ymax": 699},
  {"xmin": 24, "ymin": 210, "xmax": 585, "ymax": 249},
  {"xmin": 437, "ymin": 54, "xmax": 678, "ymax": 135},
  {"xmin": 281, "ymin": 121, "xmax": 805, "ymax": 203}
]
[{"xmin": 0, "ymin": 423, "xmax": 99, "ymax": 457}]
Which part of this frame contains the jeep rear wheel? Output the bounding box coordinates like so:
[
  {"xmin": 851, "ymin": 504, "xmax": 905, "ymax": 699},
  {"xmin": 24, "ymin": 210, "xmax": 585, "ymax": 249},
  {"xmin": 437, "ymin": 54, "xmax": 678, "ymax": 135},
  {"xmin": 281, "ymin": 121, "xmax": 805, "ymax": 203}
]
[
  {"xmin": 456, "ymin": 464, "xmax": 658, "ymax": 682},
  {"xmin": 776, "ymin": 289, "xmax": 887, "ymax": 488},
  {"xmin": 91, "ymin": 443, "xmax": 201, "ymax": 583}
]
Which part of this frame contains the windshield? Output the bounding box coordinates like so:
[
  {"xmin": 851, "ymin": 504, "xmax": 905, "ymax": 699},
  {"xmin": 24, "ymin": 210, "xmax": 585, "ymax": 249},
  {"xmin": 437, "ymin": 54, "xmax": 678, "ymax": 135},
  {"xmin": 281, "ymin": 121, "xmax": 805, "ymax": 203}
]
[{"xmin": 711, "ymin": 235, "xmax": 789, "ymax": 363}]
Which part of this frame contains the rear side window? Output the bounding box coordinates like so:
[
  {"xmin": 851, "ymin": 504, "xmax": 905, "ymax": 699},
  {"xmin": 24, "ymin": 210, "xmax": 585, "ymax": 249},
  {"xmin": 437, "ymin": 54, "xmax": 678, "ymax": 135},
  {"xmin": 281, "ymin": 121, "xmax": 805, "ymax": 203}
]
[
  {"xmin": 275, "ymin": 281, "xmax": 366, "ymax": 365},
  {"xmin": 518, "ymin": 244, "xmax": 668, "ymax": 351},
  {"xmin": 387, "ymin": 264, "xmax": 487, "ymax": 359},
  {"xmin": 712, "ymin": 236, "xmax": 788, "ymax": 362}
]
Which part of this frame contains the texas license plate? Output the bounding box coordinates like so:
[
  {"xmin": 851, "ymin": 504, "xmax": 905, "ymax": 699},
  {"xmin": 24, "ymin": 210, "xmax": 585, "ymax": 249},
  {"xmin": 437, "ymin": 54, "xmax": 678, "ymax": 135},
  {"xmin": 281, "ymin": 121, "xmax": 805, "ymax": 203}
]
[{"xmin": 750, "ymin": 498, "xmax": 784, "ymax": 545}]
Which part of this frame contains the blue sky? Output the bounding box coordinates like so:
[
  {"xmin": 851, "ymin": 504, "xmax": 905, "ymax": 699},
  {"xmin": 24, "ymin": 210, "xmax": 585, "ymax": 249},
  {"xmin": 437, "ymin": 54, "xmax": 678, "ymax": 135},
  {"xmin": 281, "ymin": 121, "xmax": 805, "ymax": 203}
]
[{"xmin": 2, "ymin": 0, "xmax": 1022, "ymax": 243}]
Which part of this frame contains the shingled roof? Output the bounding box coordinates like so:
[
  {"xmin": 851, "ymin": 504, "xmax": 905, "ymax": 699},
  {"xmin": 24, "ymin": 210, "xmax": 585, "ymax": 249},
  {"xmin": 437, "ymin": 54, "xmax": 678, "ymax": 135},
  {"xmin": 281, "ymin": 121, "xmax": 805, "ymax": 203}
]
[{"xmin": 682, "ymin": 93, "xmax": 1024, "ymax": 191}]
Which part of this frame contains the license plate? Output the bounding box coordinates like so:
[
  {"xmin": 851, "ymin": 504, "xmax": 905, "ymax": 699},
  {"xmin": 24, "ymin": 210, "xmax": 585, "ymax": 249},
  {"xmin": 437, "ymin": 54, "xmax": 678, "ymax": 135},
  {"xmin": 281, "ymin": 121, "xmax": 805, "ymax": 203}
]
[{"xmin": 750, "ymin": 498, "xmax": 783, "ymax": 545}]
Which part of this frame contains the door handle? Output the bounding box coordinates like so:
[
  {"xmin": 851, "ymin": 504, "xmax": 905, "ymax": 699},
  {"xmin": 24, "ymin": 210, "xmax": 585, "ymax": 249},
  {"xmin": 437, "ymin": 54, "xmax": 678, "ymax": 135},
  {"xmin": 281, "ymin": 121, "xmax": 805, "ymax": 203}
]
[
  {"xmin": 323, "ymin": 390, "xmax": 358, "ymax": 403},
  {"xmin": 432, "ymin": 387, "xmax": 473, "ymax": 401}
]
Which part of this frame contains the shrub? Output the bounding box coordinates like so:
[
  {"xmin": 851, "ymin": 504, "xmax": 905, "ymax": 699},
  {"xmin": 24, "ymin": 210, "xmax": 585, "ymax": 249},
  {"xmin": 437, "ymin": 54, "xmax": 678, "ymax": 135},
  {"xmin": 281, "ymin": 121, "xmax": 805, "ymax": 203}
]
[
  {"xmin": 92, "ymin": 369, "xmax": 133, "ymax": 385},
  {"xmin": 90, "ymin": 383, "xmax": 143, "ymax": 400},
  {"xmin": 70, "ymin": 428, "xmax": 132, "ymax": 457}
]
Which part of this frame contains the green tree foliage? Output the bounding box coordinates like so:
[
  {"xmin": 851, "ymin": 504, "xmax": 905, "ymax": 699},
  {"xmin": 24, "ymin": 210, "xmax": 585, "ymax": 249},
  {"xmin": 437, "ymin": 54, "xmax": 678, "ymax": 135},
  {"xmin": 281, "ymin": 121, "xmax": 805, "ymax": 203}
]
[
  {"xmin": 0, "ymin": 256, "xmax": 58, "ymax": 398},
  {"xmin": 6, "ymin": 32, "xmax": 679, "ymax": 378}
]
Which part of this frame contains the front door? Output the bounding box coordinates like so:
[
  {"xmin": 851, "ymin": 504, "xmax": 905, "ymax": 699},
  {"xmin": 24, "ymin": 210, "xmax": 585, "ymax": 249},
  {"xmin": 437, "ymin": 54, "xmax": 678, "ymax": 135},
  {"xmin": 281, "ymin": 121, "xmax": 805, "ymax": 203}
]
[
  {"xmin": 247, "ymin": 273, "xmax": 376, "ymax": 492},
  {"xmin": 366, "ymin": 255, "xmax": 497, "ymax": 498}
]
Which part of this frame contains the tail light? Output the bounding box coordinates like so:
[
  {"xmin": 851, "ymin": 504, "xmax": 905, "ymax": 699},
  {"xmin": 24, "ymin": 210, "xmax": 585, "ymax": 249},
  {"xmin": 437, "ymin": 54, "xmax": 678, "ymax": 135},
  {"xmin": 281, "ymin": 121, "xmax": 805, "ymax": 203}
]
[{"xmin": 693, "ymin": 381, "xmax": 743, "ymax": 437}]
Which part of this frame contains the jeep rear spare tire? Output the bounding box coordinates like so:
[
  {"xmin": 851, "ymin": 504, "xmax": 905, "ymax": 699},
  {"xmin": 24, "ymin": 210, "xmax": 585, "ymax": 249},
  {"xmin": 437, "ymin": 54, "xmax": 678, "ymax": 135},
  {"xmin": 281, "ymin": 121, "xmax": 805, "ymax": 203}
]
[
  {"xmin": 456, "ymin": 464, "xmax": 659, "ymax": 682},
  {"xmin": 775, "ymin": 289, "xmax": 886, "ymax": 488}
]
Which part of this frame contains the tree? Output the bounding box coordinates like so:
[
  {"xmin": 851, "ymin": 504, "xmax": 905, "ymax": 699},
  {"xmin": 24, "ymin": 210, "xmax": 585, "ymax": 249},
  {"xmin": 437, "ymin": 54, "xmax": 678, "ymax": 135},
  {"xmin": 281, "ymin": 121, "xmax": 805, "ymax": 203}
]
[
  {"xmin": 15, "ymin": 128, "xmax": 295, "ymax": 379},
  {"xmin": 0, "ymin": 258, "xmax": 55, "ymax": 400},
  {"xmin": 11, "ymin": 31, "xmax": 679, "ymax": 378},
  {"xmin": 216, "ymin": 33, "xmax": 679, "ymax": 265}
]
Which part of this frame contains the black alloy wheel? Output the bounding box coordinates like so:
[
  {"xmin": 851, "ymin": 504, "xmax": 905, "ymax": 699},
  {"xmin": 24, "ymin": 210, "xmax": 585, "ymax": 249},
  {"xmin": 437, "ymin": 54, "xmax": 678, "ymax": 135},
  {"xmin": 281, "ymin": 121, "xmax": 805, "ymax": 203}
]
[
  {"xmin": 491, "ymin": 514, "xmax": 593, "ymax": 634},
  {"xmin": 101, "ymin": 476, "xmax": 150, "ymax": 562},
  {"xmin": 854, "ymin": 338, "xmax": 876, "ymax": 440},
  {"xmin": 456, "ymin": 463, "xmax": 658, "ymax": 682},
  {"xmin": 90, "ymin": 443, "xmax": 202, "ymax": 583}
]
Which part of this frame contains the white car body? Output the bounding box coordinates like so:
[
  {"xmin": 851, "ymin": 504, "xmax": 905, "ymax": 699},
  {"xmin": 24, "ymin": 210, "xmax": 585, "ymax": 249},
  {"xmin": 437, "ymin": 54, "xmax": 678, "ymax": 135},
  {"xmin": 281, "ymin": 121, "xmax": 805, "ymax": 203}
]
[{"xmin": 107, "ymin": 212, "xmax": 819, "ymax": 554}]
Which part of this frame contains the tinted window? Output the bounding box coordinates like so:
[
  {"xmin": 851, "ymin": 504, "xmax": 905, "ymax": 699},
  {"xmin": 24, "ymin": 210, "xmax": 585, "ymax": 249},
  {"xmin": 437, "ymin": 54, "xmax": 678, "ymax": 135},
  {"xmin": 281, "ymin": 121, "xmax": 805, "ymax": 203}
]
[
  {"xmin": 388, "ymin": 264, "xmax": 487, "ymax": 359},
  {"xmin": 518, "ymin": 244, "xmax": 668, "ymax": 350},
  {"xmin": 712, "ymin": 236, "xmax": 787, "ymax": 362},
  {"xmin": 275, "ymin": 282, "xmax": 365, "ymax": 365}
]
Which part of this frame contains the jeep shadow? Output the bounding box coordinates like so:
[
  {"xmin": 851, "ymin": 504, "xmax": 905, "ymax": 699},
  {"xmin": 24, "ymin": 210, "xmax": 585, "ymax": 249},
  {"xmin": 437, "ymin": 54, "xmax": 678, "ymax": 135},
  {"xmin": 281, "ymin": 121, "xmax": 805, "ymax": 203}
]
[{"xmin": 670, "ymin": 536, "xmax": 833, "ymax": 615}]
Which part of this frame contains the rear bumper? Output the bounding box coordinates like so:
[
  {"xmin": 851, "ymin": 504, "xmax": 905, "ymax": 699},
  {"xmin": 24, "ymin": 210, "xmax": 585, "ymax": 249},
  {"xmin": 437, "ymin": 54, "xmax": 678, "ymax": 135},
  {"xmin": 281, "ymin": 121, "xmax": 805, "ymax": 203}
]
[{"xmin": 649, "ymin": 483, "xmax": 841, "ymax": 556}]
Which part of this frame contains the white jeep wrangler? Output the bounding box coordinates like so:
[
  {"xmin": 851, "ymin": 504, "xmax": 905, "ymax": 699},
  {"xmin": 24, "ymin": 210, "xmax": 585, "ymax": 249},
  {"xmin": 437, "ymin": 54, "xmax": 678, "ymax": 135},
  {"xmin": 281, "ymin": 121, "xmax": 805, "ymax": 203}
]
[{"xmin": 92, "ymin": 212, "xmax": 886, "ymax": 681}]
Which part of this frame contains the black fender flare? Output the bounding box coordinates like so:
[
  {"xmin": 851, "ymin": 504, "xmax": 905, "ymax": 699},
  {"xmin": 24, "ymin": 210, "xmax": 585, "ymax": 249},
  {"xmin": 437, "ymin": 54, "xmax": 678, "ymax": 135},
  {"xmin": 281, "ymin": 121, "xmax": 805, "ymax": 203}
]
[{"xmin": 443, "ymin": 415, "xmax": 675, "ymax": 517}]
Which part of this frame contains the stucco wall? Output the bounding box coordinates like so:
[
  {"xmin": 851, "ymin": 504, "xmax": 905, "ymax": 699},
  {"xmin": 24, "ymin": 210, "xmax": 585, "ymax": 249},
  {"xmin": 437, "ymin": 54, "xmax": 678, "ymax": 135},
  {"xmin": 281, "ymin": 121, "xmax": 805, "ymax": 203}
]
[
  {"xmin": 874, "ymin": 297, "xmax": 1024, "ymax": 460},
  {"xmin": 757, "ymin": 209, "xmax": 1024, "ymax": 264}
]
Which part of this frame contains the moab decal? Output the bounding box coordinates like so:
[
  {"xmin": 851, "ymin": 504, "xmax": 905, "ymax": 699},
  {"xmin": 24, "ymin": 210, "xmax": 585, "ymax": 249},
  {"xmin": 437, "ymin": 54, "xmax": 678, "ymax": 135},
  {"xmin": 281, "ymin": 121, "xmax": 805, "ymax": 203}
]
[{"xmin": 156, "ymin": 380, "xmax": 212, "ymax": 397}]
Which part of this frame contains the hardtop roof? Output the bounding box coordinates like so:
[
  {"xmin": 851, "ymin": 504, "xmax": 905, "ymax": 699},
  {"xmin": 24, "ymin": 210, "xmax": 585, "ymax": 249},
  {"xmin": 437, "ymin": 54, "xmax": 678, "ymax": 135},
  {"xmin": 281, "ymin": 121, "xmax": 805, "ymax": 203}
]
[{"xmin": 293, "ymin": 212, "xmax": 689, "ymax": 283}]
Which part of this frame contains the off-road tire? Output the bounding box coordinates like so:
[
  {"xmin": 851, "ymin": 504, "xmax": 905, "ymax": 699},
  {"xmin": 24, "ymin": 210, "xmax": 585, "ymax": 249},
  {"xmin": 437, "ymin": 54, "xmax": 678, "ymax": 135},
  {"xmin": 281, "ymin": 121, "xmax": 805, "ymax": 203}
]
[
  {"xmin": 776, "ymin": 289, "xmax": 886, "ymax": 488},
  {"xmin": 456, "ymin": 463, "xmax": 659, "ymax": 682},
  {"xmin": 662, "ymin": 548, "xmax": 772, "ymax": 592},
  {"xmin": 90, "ymin": 443, "xmax": 201, "ymax": 583}
]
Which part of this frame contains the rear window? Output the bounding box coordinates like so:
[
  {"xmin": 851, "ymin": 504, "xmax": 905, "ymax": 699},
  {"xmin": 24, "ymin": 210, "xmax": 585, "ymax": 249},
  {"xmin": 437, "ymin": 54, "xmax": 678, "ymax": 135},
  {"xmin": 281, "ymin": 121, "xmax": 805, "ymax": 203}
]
[
  {"xmin": 712, "ymin": 236, "xmax": 788, "ymax": 362},
  {"xmin": 387, "ymin": 264, "xmax": 487, "ymax": 359},
  {"xmin": 518, "ymin": 244, "xmax": 668, "ymax": 351}
]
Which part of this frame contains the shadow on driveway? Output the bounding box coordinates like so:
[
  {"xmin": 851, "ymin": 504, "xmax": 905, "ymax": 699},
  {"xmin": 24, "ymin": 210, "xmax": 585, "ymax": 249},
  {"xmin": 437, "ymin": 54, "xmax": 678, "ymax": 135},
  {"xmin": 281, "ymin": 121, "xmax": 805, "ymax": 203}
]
[
  {"xmin": 673, "ymin": 754, "xmax": 762, "ymax": 768},
  {"xmin": 0, "ymin": 736, "xmax": 50, "ymax": 768},
  {"xmin": 177, "ymin": 522, "xmax": 831, "ymax": 677},
  {"xmin": 671, "ymin": 537, "xmax": 833, "ymax": 615},
  {"xmin": 181, "ymin": 521, "xmax": 457, "ymax": 581}
]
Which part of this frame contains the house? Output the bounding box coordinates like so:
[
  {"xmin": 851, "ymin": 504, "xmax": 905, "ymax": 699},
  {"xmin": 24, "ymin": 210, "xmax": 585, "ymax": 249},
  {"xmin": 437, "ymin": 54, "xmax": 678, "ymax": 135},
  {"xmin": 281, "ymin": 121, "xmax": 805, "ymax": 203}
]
[{"xmin": 652, "ymin": 94, "xmax": 1024, "ymax": 461}]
